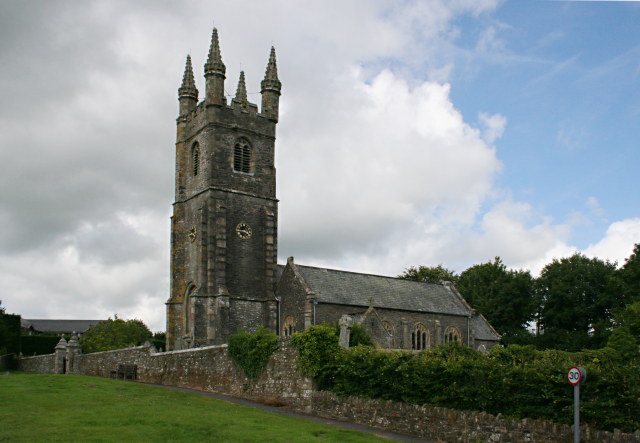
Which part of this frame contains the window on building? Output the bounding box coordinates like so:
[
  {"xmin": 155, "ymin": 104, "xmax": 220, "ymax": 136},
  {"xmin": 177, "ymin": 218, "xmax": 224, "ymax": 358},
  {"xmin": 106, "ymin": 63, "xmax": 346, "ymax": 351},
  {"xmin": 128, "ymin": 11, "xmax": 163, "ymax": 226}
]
[
  {"xmin": 233, "ymin": 138, "xmax": 251, "ymax": 173},
  {"xmin": 282, "ymin": 316, "xmax": 295, "ymax": 337},
  {"xmin": 411, "ymin": 323, "xmax": 429, "ymax": 350},
  {"xmin": 192, "ymin": 143, "xmax": 200, "ymax": 176},
  {"xmin": 444, "ymin": 326, "xmax": 462, "ymax": 344},
  {"xmin": 382, "ymin": 320, "xmax": 394, "ymax": 336}
]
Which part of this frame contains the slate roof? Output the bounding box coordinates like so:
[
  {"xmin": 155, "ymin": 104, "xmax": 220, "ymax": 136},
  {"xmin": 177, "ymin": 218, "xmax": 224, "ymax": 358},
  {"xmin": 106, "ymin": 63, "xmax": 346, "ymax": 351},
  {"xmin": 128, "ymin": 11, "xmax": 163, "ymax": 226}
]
[
  {"xmin": 470, "ymin": 315, "xmax": 500, "ymax": 341},
  {"xmin": 291, "ymin": 264, "xmax": 473, "ymax": 316},
  {"xmin": 21, "ymin": 319, "xmax": 104, "ymax": 334}
]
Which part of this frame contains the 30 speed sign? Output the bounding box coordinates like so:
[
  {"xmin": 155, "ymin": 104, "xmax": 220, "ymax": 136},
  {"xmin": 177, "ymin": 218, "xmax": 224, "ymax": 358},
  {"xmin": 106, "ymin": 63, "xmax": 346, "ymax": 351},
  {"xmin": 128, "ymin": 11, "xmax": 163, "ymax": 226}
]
[{"xmin": 567, "ymin": 366, "xmax": 587, "ymax": 385}]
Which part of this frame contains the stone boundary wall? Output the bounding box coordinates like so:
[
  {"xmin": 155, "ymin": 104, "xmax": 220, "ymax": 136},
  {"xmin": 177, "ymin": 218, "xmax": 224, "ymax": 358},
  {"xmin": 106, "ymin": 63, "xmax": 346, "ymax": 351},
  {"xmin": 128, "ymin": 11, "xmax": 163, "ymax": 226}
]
[
  {"xmin": 18, "ymin": 353, "xmax": 55, "ymax": 374},
  {"xmin": 17, "ymin": 342, "xmax": 640, "ymax": 442},
  {"xmin": 67, "ymin": 341, "xmax": 314, "ymax": 410},
  {"xmin": 311, "ymin": 391, "xmax": 640, "ymax": 443}
]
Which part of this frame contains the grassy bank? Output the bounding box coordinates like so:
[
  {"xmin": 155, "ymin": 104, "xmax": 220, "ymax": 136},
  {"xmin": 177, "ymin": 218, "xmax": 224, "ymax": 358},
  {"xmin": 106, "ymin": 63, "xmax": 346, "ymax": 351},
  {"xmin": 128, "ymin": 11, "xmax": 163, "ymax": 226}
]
[{"xmin": 0, "ymin": 372, "xmax": 385, "ymax": 442}]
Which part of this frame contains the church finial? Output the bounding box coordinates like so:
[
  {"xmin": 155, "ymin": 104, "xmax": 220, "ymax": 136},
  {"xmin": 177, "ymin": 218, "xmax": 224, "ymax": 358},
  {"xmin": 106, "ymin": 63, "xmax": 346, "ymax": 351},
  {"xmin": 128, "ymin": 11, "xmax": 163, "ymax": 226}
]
[
  {"xmin": 204, "ymin": 27, "xmax": 226, "ymax": 105},
  {"xmin": 205, "ymin": 28, "xmax": 226, "ymax": 75},
  {"xmin": 179, "ymin": 55, "xmax": 198, "ymax": 100},
  {"xmin": 261, "ymin": 46, "xmax": 281, "ymax": 121},
  {"xmin": 235, "ymin": 71, "xmax": 248, "ymax": 104},
  {"xmin": 178, "ymin": 55, "xmax": 198, "ymax": 116},
  {"xmin": 261, "ymin": 46, "xmax": 281, "ymax": 92}
]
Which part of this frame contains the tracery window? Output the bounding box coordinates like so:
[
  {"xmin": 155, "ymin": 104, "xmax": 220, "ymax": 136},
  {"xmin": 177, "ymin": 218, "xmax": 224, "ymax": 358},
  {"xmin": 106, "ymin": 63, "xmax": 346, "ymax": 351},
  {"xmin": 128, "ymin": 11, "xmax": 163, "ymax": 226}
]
[
  {"xmin": 444, "ymin": 326, "xmax": 462, "ymax": 344},
  {"xmin": 192, "ymin": 143, "xmax": 200, "ymax": 176},
  {"xmin": 282, "ymin": 316, "xmax": 295, "ymax": 337},
  {"xmin": 411, "ymin": 323, "xmax": 430, "ymax": 350},
  {"xmin": 233, "ymin": 138, "xmax": 251, "ymax": 173},
  {"xmin": 382, "ymin": 320, "xmax": 394, "ymax": 336}
]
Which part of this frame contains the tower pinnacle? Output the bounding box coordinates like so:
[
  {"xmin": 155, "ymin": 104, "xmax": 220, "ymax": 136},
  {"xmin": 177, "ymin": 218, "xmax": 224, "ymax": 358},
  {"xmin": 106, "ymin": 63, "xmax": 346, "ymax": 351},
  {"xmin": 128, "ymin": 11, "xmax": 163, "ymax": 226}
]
[
  {"xmin": 179, "ymin": 55, "xmax": 198, "ymax": 100},
  {"xmin": 261, "ymin": 46, "xmax": 281, "ymax": 92},
  {"xmin": 261, "ymin": 46, "xmax": 281, "ymax": 121},
  {"xmin": 205, "ymin": 28, "xmax": 226, "ymax": 75},
  {"xmin": 178, "ymin": 55, "xmax": 198, "ymax": 116},
  {"xmin": 204, "ymin": 27, "xmax": 226, "ymax": 105},
  {"xmin": 232, "ymin": 71, "xmax": 248, "ymax": 108}
]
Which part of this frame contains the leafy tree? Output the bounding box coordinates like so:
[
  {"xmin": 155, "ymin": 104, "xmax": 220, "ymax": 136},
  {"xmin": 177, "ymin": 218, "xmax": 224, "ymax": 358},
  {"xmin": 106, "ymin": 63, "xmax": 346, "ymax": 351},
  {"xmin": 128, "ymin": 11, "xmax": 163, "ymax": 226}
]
[
  {"xmin": 535, "ymin": 253, "xmax": 619, "ymax": 350},
  {"xmin": 398, "ymin": 265, "xmax": 458, "ymax": 285},
  {"xmin": 456, "ymin": 257, "xmax": 536, "ymax": 341},
  {"xmin": 615, "ymin": 300, "xmax": 640, "ymax": 338},
  {"xmin": 606, "ymin": 326, "xmax": 639, "ymax": 360},
  {"xmin": 615, "ymin": 243, "xmax": 640, "ymax": 304},
  {"xmin": 79, "ymin": 316, "xmax": 152, "ymax": 353}
]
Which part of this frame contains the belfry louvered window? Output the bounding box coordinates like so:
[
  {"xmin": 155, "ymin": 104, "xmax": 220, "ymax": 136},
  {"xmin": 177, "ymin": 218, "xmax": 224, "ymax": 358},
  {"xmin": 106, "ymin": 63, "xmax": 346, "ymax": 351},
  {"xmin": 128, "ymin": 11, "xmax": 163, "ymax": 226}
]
[
  {"xmin": 192, "ymin": 143, "xmax": 200, "ymax": 176},
  {"xmin": 233, "ymin": 138, "xmax": 251, "ymax": 173}
]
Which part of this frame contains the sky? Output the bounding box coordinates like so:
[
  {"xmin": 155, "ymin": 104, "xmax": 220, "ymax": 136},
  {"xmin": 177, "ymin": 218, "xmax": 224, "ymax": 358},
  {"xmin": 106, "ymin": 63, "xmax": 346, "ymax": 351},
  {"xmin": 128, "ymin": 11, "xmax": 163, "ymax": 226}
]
[{"xmin": 1, "ymin": 0, "xmax": 639, "ymax": 332}]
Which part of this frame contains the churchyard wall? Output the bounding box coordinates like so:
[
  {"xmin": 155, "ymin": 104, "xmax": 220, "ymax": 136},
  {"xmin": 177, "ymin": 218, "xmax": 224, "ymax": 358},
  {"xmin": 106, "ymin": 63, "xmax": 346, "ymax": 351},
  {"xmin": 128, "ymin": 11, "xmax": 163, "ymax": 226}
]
[{"xmin": 17, "ymin": 340, "xmax": 640, "ymax": 442}]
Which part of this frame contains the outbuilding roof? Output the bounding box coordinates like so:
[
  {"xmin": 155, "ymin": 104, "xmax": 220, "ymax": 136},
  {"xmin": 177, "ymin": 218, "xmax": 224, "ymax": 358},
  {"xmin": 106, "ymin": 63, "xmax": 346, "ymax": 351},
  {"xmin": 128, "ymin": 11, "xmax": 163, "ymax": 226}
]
[{"xmin": 20, "ymin": 319, "xmax": 104, "ymax": 334}]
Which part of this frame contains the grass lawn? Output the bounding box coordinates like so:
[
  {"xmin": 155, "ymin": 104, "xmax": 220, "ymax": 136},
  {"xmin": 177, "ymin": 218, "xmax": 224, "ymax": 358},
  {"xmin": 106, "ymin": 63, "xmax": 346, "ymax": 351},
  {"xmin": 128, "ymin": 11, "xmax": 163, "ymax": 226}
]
[{"xmin": 0, "ymin": 372, "xmax": 387, "ymax": 442}]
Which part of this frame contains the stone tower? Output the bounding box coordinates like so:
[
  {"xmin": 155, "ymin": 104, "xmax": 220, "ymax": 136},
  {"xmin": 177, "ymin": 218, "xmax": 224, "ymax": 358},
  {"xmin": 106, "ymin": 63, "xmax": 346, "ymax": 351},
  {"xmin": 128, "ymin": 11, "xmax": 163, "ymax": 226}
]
[{"xmin": 166, "ymin": 28, "xmax": 281, "ymax": 351}]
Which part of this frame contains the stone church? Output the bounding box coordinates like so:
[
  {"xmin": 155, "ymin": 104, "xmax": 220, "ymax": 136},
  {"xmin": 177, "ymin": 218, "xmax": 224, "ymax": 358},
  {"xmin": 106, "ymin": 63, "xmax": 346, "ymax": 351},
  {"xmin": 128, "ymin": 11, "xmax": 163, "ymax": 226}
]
[{"xmin": 165, "ymin": 29, "xmax": 500, "ymax": 352}]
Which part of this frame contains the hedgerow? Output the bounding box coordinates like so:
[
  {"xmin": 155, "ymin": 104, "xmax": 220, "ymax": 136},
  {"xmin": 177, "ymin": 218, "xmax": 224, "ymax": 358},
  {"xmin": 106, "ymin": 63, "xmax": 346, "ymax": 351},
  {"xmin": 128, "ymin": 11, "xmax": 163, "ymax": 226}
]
[{"xmin": 291, "ymin": 326, "xmax": 640, "ymax": 432}]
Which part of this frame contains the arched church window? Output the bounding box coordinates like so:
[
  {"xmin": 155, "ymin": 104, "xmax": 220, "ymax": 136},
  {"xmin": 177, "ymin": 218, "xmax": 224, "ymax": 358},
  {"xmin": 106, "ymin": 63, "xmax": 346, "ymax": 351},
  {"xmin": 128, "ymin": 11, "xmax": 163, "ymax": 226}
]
[
  {"xmin": 444, "ymin": 326, "xmax": 462, "ymax": 344},
  {"xmin": 233, "ymin": 138, "xmax": 251, "ymax": 173},
  {"xmin": 282, "ymin": 316, "xmax": 295, "ymax": 337},
  {"xmin": 382, "ymin": 320, "xmax": 394, "ymax": 336},
  {"xmin": 411, "ymin": 323, "xmax": 430, "ymax": 351},
  {"xmin": 192, "ymin": 143, "xmax": 200, "ymax": 176}
]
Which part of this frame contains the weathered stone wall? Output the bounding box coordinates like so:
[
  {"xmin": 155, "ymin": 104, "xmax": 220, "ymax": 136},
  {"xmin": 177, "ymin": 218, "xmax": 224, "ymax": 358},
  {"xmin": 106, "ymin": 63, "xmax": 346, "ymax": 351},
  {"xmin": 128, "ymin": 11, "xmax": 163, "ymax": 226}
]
[
  {"xmin": 66, "ymin": 340, "xmax": 313, "ymax": 410},
  {"xmin": 312, "ymin": 391, "xmax": 640, "ymax": 443},
  {"xmin": 17, "ymin": 353, "xmax": 55, "ymax": 374},
  {"xmin": 18, "ymin": 342, "xmax": 639, "ymax": 442}
]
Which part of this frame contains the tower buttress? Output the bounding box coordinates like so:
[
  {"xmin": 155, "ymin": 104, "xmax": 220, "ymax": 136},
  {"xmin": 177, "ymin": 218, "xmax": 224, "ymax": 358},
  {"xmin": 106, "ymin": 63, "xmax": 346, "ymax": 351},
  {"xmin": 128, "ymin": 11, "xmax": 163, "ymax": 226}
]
[
  {"xmin": 178, "ymin": 55, "xmax": 198, "ymax": 116},
  {"xmin": 204, "ymin": 28, "xmax": 226, "ymax": 106},
  {"xmin": 261, "ymin": 47, "xmax": 281, "ymax": 122}
]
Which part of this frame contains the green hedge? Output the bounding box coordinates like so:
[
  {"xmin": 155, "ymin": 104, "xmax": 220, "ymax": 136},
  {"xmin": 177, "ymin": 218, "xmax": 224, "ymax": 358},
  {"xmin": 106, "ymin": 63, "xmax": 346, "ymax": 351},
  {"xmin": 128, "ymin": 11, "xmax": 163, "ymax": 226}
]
[
  {"xmin": 0, "ymin": 314, "xmax": 21, "ymax": 355},
  {"xmin": 292, "ymin": 326, "xmax": 640, "ymax": 433},
  {"xmin": 228, "ymin": 327, "xmax": 279, "ymax": 379},
  {"xmin": 21, "ymin": 335, "xmax": 62, "ymax": 356}
]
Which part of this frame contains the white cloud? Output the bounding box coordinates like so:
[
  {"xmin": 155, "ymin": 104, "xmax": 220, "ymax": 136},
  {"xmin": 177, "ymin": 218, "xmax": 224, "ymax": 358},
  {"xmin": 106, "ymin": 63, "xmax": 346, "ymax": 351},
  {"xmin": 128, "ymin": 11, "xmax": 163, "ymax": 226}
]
[{"xmin": 584, "ymin": 218, "xmax": 640, "ymax": 265}]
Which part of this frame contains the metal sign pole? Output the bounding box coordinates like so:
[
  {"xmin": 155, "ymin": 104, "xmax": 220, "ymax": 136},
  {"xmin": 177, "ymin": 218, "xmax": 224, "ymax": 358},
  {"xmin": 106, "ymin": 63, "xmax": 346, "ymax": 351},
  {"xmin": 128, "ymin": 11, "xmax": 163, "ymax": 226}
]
[{"xmin": 574, "ymin": 382, "xmax": 580, "ymax": 443}]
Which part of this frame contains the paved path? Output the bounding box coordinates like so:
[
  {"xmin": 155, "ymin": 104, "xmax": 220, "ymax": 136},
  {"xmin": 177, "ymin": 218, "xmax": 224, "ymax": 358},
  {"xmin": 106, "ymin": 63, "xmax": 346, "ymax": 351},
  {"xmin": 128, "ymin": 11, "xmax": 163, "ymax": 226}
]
[{"xmin": 152, "ymin": 384, "xmax": 427, "ymax": 442}]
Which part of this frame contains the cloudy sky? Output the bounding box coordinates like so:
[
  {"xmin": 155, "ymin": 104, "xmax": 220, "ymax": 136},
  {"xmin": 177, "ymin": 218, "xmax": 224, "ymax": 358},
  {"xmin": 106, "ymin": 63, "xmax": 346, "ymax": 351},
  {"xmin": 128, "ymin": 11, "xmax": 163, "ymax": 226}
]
[{"xmin": 1, "ymin": 0, "xmax": 639, "ymax": 331}]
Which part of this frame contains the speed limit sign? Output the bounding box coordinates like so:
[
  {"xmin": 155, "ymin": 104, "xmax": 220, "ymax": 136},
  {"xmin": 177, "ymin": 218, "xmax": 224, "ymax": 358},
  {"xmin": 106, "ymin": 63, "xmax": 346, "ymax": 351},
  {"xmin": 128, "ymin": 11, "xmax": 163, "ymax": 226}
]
[{"xmin": 567, "ymin": 366, "xmax": 586, "ymax": 385}]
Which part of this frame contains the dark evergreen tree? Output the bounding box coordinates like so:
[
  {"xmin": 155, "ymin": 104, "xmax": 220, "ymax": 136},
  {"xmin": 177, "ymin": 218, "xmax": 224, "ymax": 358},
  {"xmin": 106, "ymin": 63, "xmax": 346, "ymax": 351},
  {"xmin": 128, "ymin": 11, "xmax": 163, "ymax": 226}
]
[
  {"xmin": 456, "ymin": 257, "xmax": 536, "ymax": 342},
  {"xmin": 535, "ymin": 253, "xmax": 618, "ymax": 350}
]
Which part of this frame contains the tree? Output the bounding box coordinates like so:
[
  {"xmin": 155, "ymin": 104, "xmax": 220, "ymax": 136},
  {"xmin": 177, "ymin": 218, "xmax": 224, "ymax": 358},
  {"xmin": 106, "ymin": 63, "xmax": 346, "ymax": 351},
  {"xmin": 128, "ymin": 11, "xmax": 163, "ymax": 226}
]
[
  {"xmin": 0, "ymin": 301, "xmax": 21, "ymax": 355},
  {"xmin": 456, "ymin": 258, "xmax": 536, "ymax": 342},
  {"xmin": 399, "ymin": 265, "xmax": 459, "ymax": 285},
  {"xmin": 79, "ymin": 316, "xmax": 152, "ymax": 353},
  {"xmin": 615, "ymin": 301, "xmax": 640, "ymax": 338},
  {"xmin": 615, "ymin": 243, "xmax": 640, "ymax": 305},
  {"xmin": 535, "ymin": 253, "xmax": 618, "ymax": 351}
]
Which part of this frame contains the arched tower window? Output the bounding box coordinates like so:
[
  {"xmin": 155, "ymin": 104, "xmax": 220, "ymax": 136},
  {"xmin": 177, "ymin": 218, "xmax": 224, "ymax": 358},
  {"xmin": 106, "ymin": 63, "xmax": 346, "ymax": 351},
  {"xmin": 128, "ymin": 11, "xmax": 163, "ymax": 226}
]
[
  {"xmin": 444, "ymin": 326, "xmax": 462, "ymax": 344},
  {"xmin": 412, "ymin": 323, "xmax": 430, "ymax": 351},
  {"xmin": 282, "ymin": 316, "xmax": 295, "ymax": 337},
  {"xmin": 192, "ymin": 143, "xmax": 200, "ymax": 176},
  {"xmin": 233, "ymin": 138, "xmax": 251, "ymax": 173}
]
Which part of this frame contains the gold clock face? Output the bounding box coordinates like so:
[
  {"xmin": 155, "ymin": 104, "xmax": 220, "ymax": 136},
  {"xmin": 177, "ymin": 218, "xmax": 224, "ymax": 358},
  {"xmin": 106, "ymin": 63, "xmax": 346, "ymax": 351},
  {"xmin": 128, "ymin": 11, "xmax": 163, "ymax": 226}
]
[
  {"xmin": 188, "ymin": 227, "xmax": 197, "ymax": 242},
  {"xmin": 236, "ymin": 222, "xmax": 252, "ymax": 239}
]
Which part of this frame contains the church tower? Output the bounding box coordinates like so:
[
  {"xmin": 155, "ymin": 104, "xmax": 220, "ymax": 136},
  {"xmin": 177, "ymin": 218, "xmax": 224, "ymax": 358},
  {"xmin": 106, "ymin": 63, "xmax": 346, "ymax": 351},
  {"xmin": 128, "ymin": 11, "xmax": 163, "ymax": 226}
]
[{"xmin": 166, "ymin": 28, "xmax": 281, "ymax": 350}]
